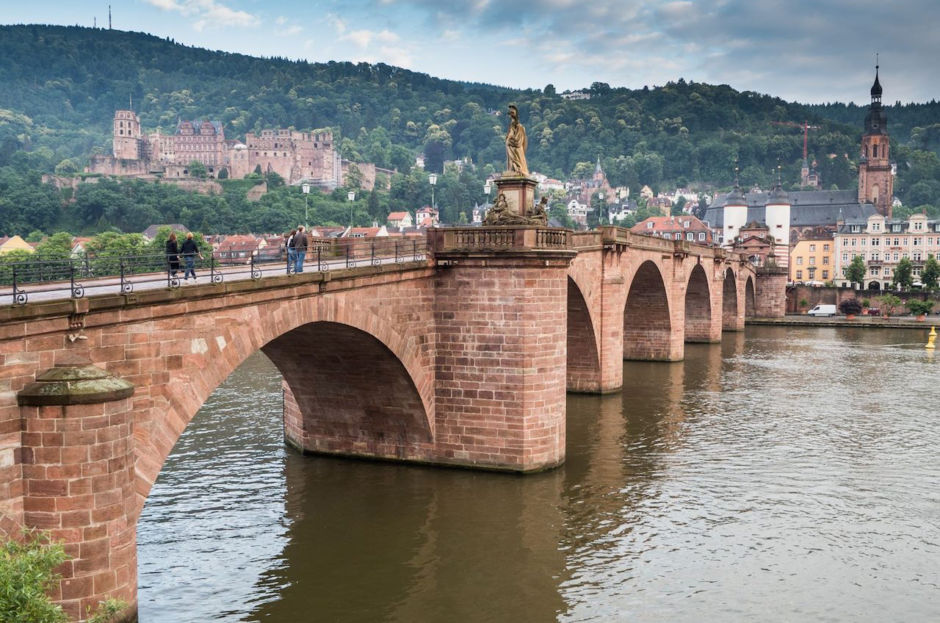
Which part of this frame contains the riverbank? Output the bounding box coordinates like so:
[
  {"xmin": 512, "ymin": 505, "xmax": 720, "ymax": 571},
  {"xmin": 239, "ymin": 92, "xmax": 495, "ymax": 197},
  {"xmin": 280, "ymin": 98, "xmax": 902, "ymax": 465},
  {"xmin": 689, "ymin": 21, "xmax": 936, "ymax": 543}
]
[{"xmin": 749, "ymin": 314, "xmax": 940, "ymax": 329}]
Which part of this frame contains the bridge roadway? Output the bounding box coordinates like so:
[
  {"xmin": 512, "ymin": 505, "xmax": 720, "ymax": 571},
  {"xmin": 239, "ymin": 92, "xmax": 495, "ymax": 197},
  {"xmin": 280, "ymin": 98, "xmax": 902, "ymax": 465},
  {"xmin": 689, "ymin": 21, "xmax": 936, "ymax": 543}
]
[{"xmin": 0, "ymin": 226, "xmax": 783, "ymax": 621}]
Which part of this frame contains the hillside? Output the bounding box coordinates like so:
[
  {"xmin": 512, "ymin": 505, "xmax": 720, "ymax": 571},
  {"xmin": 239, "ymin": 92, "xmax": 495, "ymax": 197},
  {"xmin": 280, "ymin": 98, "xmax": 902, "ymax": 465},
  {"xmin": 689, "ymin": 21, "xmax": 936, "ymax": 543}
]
[{"xmin": 0, "ymin": 24, "xmax": 938, "ymax": 237}]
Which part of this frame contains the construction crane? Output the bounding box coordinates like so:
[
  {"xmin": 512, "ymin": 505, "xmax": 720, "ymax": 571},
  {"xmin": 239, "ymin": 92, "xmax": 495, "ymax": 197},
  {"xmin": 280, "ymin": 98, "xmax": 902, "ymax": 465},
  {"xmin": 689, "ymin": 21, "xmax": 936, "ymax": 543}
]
[{"xmin": 771, "ymin": 120, "xmax": 820, "ymax": 161}]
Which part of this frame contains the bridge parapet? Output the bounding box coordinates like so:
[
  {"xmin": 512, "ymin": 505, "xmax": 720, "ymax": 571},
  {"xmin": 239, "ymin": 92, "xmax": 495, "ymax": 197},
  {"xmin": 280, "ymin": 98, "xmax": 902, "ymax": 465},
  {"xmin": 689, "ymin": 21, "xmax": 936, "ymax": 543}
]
[{"xmin": 428, "ymin": 227, "xmax": 571, "ymax": 254}]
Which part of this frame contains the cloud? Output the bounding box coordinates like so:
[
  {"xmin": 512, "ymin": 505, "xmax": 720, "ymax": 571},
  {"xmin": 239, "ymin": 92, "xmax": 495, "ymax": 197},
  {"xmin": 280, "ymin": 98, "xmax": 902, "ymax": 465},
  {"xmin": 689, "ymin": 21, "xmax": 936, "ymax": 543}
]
[
  {"xmin": 144, "ymin": 0, "xmax": 259, "ymax": 30},
  {"xmin": 341, "ymin": 28, "xmax": 400, "ymax": 49},
  {"xmin": 347, "ymin": 0, "xmax": 940, "ymax": 102}
]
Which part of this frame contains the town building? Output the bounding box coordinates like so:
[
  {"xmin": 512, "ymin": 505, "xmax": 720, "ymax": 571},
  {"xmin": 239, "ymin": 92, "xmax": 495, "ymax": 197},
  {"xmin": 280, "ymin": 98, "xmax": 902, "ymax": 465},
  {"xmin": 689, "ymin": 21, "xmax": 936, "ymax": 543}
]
[
  {"xmin": 790, "ymin": 229, "xmax": 834, "ymax": 284},
  {"xmin": 387, "ymin": 211, "xmax": 414, "ymax": 229},
  {"xmin": 631, "ymin": 215, "xmax": 714, "ymax": 245},
  {"xmin": 0, "ymin": 235, "xmax": 34, "ymax": 255},
  {"xmin": 730, "ymin": 221, "xmax": 779, "ymax": 267},
  {"xmin": 833, "ymin": 213, "xmax": 940, "ymax": 290}
]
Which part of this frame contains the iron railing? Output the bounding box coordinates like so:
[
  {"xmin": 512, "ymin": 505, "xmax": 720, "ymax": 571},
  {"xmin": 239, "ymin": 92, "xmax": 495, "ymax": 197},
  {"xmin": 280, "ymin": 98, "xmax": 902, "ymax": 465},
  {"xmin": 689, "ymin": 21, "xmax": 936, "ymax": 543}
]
[{"xmin": 1, "ymin": 237, "xmax": 428, "ymax": 305}]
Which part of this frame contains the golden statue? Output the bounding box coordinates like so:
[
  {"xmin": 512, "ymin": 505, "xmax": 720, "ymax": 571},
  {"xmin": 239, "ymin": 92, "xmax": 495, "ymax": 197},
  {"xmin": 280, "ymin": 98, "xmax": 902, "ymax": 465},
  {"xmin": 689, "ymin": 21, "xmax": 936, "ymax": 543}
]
[{"xmin": 505, "ymin": 104, "xmax": 528, "ymax": 176}]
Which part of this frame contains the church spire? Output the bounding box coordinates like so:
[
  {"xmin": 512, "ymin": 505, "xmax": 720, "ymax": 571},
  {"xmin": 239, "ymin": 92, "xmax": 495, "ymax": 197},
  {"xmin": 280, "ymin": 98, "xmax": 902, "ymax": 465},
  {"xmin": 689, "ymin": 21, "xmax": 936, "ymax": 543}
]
[{"xmin": 870, "ymin": 55, "xmax": 882, "ymax": 104}]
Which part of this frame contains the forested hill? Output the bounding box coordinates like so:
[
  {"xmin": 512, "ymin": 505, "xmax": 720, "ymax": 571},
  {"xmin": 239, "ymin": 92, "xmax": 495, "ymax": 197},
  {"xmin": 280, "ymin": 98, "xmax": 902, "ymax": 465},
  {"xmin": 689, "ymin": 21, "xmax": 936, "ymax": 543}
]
[{"xmin": 1, "ymin": 23, "xmax": 939, "ymax": 234}]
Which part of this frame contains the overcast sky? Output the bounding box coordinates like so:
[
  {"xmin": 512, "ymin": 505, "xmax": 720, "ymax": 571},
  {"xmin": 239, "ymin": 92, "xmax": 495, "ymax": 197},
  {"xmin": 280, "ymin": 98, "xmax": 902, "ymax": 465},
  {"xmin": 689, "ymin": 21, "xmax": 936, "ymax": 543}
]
[{"xmin": 4, "ymin": 0, "xmax": 938, "ymax": 104}]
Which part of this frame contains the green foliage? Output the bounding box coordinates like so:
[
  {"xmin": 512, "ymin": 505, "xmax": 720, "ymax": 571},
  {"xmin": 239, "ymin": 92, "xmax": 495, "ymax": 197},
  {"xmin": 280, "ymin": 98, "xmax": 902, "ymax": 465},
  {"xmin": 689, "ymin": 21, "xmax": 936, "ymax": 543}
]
[
  {"xmin": 878, "ymin": 294, "xmax": 903, "ymax": 316},
  {"xmin": 35, "ymin": 232, "xmax": 73, "ymax": 259},
  {"xmin": 892, "ymin": 257, "xmax": 914, "ymax": 290},
  {"xmin": 921, "ymin": 255, "xmax": 940, "ymax": 291},
  {"xmin": 846, "ymin": 255, "xmax": 867, "ymax": 286},
  {"xmin": 86, "ymin": 598, "xmax": 127, "ymax": 623},
  {"xmin": 906, "ymin": 299, "xmax": 934, "ymax": 316},
  {"xmin": 839, "ymin": 298, "xmax": 863, "ymax": 315},
  {"xmin": 25, "ymin": 230, "xmax": 44, "ymax": 243},
  {"xmin": 861, "ymin": 298, "xmax": 871, "ymax": 308},
  {"xmin": 799, "ymin": 298, "xmax": 809, "ymax": 308},
  {"xmin": 0, "ymin": 530, "xmax": 69, "ymax": 623},
  {"xmin": 187, "ymin": 160, "xmax": 207, "ymax": 179}
]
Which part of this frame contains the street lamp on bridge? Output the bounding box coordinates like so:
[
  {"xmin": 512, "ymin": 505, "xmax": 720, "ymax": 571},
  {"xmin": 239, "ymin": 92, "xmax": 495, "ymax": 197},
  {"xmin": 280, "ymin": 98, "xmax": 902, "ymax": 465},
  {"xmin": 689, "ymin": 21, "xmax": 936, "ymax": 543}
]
[
  {"xmin": 428, "ymin": 173, "xmax": 437, "ymax": 211},
  {"xmin": 302, "ymin": 183, "xmax": 310, "ymax": 230},
  {"xmin": 347, "ymin": 190, "xmax": 356, "ymax": 228}
]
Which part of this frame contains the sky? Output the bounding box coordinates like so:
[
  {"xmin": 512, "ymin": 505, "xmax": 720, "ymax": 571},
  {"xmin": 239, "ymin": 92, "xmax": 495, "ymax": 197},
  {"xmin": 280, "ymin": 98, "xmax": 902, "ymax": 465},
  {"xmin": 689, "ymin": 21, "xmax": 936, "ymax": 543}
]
[{"xmin": 3, "ymin": 0, "xmax": 939, "ymax": 104}]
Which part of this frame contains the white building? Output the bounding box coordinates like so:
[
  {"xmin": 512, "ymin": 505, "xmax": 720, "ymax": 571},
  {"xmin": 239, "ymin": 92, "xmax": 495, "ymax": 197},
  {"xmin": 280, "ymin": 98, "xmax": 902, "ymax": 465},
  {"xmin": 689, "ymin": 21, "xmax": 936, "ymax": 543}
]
[{"xmin": 834, "ymin": 213, "xmax": 940, "ymax": 290}]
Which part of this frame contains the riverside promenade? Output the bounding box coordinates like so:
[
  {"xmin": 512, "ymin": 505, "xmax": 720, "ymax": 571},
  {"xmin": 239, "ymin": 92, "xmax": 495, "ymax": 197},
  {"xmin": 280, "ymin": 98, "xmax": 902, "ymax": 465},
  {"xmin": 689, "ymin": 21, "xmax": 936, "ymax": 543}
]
[{"xmin": 749, "ymin": 314, "xmax": 940, "ymax": 329}]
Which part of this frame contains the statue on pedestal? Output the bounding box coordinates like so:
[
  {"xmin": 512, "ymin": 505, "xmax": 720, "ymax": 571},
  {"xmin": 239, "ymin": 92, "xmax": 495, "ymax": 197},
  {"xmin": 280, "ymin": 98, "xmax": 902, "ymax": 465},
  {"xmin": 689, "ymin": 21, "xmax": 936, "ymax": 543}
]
[
  {"xmin": 484, "ymin": 193, "xmax": 529, "ymax": 226},
  {"xmin": 505, "ymin": 104, "xmax": 528, "ymax": 176}
]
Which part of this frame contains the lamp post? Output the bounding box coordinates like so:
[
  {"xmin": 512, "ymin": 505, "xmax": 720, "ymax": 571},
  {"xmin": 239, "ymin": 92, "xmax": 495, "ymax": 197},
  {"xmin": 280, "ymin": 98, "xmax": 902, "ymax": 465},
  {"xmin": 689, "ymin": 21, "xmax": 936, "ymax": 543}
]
[
  {"xmin": 302, "ymin": 183, "xmax": 310, "ymax": 230},
  {"xmin": 347, "ymin": 190, "xmax": 356, "ymax": 228},
  {"xmin": 428, "ymin": 173, "xmax": 437, "ymax": 211}
]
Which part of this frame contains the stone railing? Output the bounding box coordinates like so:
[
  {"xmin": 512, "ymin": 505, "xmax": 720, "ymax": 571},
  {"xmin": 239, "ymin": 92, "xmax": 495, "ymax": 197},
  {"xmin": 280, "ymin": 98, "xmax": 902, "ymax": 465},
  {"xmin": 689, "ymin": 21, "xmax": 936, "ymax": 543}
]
[{"xmin": 428, "ymin": 227, "xmax": 572, "ymax": 254}]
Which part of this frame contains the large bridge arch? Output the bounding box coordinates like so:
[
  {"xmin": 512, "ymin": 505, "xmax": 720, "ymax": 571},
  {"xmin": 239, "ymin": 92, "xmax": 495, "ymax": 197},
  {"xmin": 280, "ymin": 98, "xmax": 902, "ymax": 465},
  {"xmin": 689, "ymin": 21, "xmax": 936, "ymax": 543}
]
[
  {"xmin": 623, "ymin": 260, "xmax": 675, "ymax": 361},
  {"xmin": 132, "ymin": 293, "xmax": 435, "ymax": 521},
  {"xmin": 745, "ymin": 276, "xmax": 757, "ymax": 317}
]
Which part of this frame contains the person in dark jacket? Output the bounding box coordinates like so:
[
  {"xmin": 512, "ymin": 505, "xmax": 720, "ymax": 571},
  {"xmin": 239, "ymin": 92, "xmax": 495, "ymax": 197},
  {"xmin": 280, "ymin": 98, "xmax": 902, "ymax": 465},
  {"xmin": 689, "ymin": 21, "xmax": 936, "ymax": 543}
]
[
  {"xmin": 165, "ymin": 232, "xmax": 181, "ymax": 278},
  {"xmin": 293, "ymin": 225, "xmax": 308, "ymax": 273},
  {"xmin": 181, "ymin": 232, "xmax": 202, "ymax": 282}
]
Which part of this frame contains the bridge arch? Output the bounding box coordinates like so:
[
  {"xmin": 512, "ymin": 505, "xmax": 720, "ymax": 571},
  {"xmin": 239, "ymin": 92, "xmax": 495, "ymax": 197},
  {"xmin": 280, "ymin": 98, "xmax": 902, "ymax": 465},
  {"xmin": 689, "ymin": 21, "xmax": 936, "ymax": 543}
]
[
  {"xmin": 745, "ymin": 276, "xmax": 757, "ymax": 317},
  {"xmin": 684, "ymin": 264, "xmax": 712, "ymax": 342},
  {"xmin": 565, "ymin": 276, "xmax": 601, "ymax": 392},
  {"xmin": 133, "ymin": 296, "xmax": 434, "ymax": 520},
  {"xmin": 623, "ymin": 260, "xmax": 673, "ymax": 361},
  {"xmin": 722, "ymin": 267, "xmax": 739, "ymax": 330}
]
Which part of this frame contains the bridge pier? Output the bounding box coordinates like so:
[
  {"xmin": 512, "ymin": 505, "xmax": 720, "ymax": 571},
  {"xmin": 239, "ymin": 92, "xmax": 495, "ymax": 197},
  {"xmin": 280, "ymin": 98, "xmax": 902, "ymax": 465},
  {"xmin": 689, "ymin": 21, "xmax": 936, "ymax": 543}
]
[{"xmin": 17, "ymin": 358, "xmax": 137, "ymax": 623}]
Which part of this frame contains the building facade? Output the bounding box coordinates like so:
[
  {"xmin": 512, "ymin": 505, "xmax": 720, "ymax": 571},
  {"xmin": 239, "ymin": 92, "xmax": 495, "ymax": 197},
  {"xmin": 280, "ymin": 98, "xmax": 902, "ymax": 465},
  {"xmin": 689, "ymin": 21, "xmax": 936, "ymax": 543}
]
[
  {"xmin": 834, "ymin": 213, "xmax": 940, "ymax": 289},
  {"xmin": 790, "ymin": 230, "xmax": 835, "ymax": 284}
]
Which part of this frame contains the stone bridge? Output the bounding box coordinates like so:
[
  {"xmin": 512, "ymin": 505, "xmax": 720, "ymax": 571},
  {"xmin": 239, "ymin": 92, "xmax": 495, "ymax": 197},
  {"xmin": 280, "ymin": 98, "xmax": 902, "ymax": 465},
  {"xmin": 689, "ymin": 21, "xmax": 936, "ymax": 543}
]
[{"xmin": 0, "ymin": 226, "xmax": 782, "ymax": 621}]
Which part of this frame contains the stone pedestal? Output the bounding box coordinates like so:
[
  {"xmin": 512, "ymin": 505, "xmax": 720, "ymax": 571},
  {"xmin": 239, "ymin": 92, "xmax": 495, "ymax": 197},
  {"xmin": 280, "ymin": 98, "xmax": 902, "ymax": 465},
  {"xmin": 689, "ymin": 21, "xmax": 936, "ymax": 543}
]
[
  {"xmin": 17, "ymin": 360, "xmax": 137, "ymax": 623},
  {"xmin": 494, "ymin": 174, "xmax": 538, "ymax": 217}
]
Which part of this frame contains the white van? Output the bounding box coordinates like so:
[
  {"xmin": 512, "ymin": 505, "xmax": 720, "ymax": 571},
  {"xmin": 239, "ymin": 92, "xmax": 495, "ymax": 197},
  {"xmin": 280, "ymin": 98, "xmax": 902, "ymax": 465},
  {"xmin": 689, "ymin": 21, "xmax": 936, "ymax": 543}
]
[{"xmin": 807, "ymin": 304, "xmax": 837, "ymax": 317}]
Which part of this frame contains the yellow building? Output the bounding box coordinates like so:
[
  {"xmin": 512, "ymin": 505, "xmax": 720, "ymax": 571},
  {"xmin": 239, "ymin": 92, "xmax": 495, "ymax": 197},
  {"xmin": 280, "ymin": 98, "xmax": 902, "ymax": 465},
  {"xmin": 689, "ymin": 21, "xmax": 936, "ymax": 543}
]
[
  {"xmin": 790, "ymin": 233, "xmax": 834, "ymax": 284},
  {"xmin": 0, "ymin": 235, "xmax": 35, "ymax": 256}
]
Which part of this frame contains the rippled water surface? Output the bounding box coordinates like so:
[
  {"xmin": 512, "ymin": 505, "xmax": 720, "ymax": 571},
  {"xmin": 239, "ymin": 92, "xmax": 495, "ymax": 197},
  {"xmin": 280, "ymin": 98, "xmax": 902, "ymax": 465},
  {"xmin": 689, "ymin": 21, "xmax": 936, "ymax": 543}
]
[{"xmin": 138, "ymin": 326, "xmax": 940, "ymax": 622}]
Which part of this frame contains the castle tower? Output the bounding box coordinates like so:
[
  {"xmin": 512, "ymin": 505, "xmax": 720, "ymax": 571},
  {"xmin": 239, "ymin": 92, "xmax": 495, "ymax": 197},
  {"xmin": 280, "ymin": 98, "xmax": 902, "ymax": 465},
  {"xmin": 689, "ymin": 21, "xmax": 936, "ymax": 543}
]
[
  {"xmin": 765, "ymin": 182, "xmax": 791, "ymax": 268},
  {"xmin": 858, "ymin": 64, "xmax": 893, "ymax": 218},
  {"xmin": 722, "ymin": 173, "xmax": 747, "ymax": 248},
  {"xmin": 113, "ymin": 110, "xmax": 142, "ymax": 160}
]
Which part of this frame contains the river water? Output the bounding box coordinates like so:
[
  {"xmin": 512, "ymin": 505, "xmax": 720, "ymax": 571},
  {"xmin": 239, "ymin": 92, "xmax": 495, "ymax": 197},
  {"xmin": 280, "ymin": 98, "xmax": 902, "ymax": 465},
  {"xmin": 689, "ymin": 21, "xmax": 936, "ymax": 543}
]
[{"xmin": 137, "ymin": 326, "xmax": 940, "ymax": 622}]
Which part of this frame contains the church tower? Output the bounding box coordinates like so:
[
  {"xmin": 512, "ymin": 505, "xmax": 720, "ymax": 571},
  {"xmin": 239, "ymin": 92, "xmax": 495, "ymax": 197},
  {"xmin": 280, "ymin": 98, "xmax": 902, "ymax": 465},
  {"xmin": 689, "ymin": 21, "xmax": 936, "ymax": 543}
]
[{"xmin": 858, "ymin": 64, "xmax": 893, "ymax": 218}]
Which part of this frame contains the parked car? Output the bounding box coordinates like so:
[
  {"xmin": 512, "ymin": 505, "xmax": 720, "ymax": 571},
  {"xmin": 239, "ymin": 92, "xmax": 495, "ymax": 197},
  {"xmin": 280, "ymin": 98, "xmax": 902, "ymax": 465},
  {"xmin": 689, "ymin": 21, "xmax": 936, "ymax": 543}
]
[{"xmin": 807, "ymin": 304, "xmax": 837, "ymax": 317}]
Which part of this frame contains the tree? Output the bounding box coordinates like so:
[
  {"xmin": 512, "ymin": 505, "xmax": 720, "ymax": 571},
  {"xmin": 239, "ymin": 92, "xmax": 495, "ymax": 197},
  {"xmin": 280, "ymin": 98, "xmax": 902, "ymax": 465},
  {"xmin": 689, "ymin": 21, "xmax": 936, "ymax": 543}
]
[
  {"xmin": 878, "ymin": 294, "xmax": 902, "ymax": 317},
  {"xmin": 892, "ymin": 256, "xmax": 914, "ymax": 290},
  {"xmin": 845, "ymin": 255, "xmax": 866, "ymax": 287},
  {"xmin": 906, "ymin": 299, "xmax": 934, "ymax": 318},
  {"xmin": 54, "ymin": 159, "xmax": 79, "ymax": 176},
  {"xmin": 921, "ymin": 255, "xmax": 940, "ymax": 292},
  {"xmin": 187, "ymin": 160, "xmax": 207, "ymax": 179},
  {"xmin": 35, "ymin": 232, "xmax": 73, "ymax": 259}
]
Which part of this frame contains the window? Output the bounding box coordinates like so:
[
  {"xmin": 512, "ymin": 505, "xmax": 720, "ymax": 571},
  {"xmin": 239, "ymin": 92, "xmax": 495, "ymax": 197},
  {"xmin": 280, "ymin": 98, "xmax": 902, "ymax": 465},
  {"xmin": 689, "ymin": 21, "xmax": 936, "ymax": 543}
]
[
  {"xmin": 872, "ymin": 222, "xmax": 880, "ymax": 231},
  {"xmin": 861, "ymin": 239, "xmax": 867, "ymax": 246},
  {"xmin": 809, "ymin": 257, "xmax": 816, "ymax": 265},
  {"xmin": 871, "ymin": 253, "xmax": 879, "ymax": 261},
  {"xmin": 823, "ymin": 256, "xmax": 830, "ymax": 265},
  {"xmin": 915, "ymin": 221, "xmax": 924, "ymax": 231},
  {"xmin": 686, "ymin": 233, "xmax": 694, "ymax": 241},
  {"xmin": 674, "ymin": 233, "xmax": 681, "ymax": 240},
  {"xmin": 824, "ymin": 244, "xmax": 830, "ymax": 251},
  {"xmin": 870, "ymin": 267, "xmax": 880, "ymax": 276},
  {"xmin": 842, "ymin": 253, "xmax": 849, "ymax": 262},
  {"xmin": 822, "ymin": 270, "xmax": 829, "ymax": 279},
  {"xmin": 698, "ymin": 232, "xmax": 706, "ymax": 241},
  {"xmin": 647, "ymin": 222, "xmax": 653, "ymax": 229},
  {"xmin": 796, "ymin": 270, "xmax": 803, "ymax": 279},
  {"xmin": 872, "ymin": 238, "xmax": 880, "ymax": 246},
  {"xmin": 843, "ymin": 238, "xmax": 849, "ymax": 246},
  {"xmin": 809, "ymin": 244, "xmax": 817, "ymax": 252},
  {"xmin": 893, "ymin": 238, "xmax": 900, "ymax": 246},
  {"xmin": 914, "ymin": 238, "xmax": 921, "ymax": 246},
  {"xmin": 894, "ymin": 252, "xmax": 900, "ymax": 261},
  {"xmin": 796, "ymin": 256, "xmax": 803, "ymax": 265},
  {"xmin": 851, "ymin": 238, "xmax": 856, "ymax": 247},
  {"xmin": 914, "ymin": 252, "xmax": 922, "ymax": 261}
]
